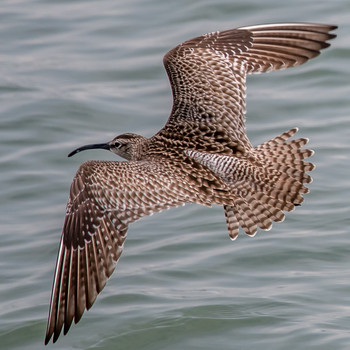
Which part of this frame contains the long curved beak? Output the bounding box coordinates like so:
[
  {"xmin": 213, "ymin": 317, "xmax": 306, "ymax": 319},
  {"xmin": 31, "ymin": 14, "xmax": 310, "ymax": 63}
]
[{"xmin": 68, "ymin": 142, "xmax": 110, "ymax": 157}]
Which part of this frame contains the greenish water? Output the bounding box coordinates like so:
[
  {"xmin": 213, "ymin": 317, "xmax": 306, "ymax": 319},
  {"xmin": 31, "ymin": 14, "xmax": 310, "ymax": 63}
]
[{"xmin": 1, "ymin": 1, "xmax": 349, "ymax": 349}]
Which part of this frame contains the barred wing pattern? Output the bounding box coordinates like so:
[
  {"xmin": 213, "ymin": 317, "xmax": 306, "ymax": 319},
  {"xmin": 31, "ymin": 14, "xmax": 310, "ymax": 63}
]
[
  {"xmin": 45, "ymin": 160, "xmax": 198, "ymax": 344},
  {"xmin": 163, "ymin": 23, "xmax": 336, "ymax": 147}
]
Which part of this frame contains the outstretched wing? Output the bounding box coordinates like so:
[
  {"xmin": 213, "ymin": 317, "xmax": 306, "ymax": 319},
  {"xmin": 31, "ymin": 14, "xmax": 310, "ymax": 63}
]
[
  {"xmin": 161, "ymin": 23, "xmax": 336, "ymax": 147},
  {"xmin": 45, "ymin": 160, "xmax": 197, "ymax": 344}
]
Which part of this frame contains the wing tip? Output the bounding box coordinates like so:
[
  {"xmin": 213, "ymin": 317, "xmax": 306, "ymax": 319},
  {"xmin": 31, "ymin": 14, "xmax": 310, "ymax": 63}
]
[{"xmin": 44, "ymin": 335, "xmax": 51, "ymax": 346}]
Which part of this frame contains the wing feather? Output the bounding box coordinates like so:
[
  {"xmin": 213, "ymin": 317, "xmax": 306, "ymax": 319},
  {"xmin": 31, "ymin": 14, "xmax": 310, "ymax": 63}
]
[
  {"xmin": 161, "ymin": 23, "xmax": 336, "ymax": 147},
  {"xmin": 45, "ymin": 160, "xmax": 198, "ymax": 344}
]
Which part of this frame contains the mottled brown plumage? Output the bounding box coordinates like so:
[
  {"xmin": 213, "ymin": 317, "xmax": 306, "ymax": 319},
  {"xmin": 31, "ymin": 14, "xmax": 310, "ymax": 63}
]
[{"xmin": 45, "ymin": 23, "xmax": 336, "ymax": 344}]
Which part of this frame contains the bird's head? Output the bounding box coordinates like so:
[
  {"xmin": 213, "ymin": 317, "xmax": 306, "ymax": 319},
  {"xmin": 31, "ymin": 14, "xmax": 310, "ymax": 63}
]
[{"xmin": 68, "ymin": 133, "xmax": 147, "ymax": 160}]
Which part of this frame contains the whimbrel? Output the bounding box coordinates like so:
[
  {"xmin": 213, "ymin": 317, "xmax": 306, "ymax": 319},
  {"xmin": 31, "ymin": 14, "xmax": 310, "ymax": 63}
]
[{"xmin": 45, "ymin": 23, "xmax": 336, "ymax": 344}]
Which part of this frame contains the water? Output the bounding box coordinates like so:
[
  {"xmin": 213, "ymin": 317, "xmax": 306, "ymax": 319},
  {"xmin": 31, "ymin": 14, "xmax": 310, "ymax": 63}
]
[{"xmin": 0, "ymin": 0, "xmax": 349, "ymax": 349}]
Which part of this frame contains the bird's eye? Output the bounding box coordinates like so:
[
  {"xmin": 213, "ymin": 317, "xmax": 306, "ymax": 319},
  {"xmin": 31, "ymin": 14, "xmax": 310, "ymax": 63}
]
[{"xmin": 113, "ymin": 141, "xmax": 121, "ymax": 148}]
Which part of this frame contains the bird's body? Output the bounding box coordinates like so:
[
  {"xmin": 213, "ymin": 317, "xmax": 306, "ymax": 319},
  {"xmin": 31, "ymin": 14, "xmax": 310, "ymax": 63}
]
[{"xmin": 45, "ymin": 22, "xmax": 336, "ymax": 344}]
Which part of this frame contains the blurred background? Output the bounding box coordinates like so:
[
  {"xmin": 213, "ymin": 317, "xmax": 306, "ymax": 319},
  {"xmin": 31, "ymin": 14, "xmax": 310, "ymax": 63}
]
[{"xmin": 0, "ymin": 1, "xmax": 349, "ymax": 349}]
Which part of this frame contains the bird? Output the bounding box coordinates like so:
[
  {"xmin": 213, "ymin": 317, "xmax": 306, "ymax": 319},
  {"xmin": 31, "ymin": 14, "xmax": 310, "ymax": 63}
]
[{"xmin": 45, "ymin": 22, "xmax": 337, "ymax": 344}]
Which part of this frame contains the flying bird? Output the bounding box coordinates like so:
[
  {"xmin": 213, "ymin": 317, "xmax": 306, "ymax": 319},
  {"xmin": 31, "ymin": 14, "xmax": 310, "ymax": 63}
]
[{"xmin": 45, "ymin": 22, "xmax": 337, "ymax": 344}]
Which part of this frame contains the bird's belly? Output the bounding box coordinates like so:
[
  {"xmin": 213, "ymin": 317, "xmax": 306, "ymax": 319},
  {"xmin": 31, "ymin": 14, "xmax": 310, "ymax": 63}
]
[{"xmin": 185, "ymin": 149, "xmax": 241, "ymax": 183}]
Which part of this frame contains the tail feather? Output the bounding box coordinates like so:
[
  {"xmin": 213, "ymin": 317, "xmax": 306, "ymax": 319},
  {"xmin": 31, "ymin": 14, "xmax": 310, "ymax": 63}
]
[
  {"xmin": 269, "ymin": 164, "xmax": 312, "ymax": 184},
  {"xmin": 223, "ymin": 128, "xmax": 314, "ymax": 238},
  {"xmin": 186, "ymin": 128, "xmax": 314, "ymax": 239},
  {"xmin": 224, "ymin": 205, "xmax": 240, "ymax": 240},
  {"xmin": 266, "ymin": 127, "xmax": 298, "ymax": 143},
  {"xmin": 232, "ymin": 199, "xmax": 258, "ymax": 236}
]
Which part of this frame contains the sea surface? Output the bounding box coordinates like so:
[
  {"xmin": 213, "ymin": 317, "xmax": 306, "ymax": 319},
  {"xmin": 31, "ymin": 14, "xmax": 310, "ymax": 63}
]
[{"xmin": 0, "ymin": 0, "xmax": 349, "ymax": 349}]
